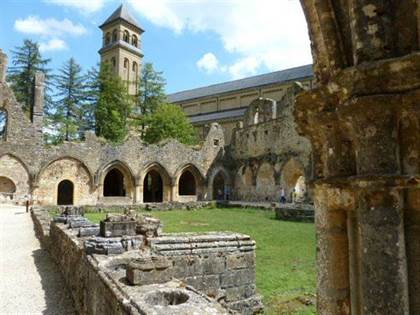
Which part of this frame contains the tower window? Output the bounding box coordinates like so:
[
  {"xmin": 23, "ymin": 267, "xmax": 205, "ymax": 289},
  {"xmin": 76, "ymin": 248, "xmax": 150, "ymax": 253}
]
[
  {"xmin": 132, "ymin": 62, "xmax": 138, "ymax": 72},
  {"xmin": 124, "ymin": 58, "xmax": 129, "ymax": 69},
  {"xmin": 132, "ymin": 35, "xmax": 138, "ymax": 47},
  {"xmin": 105, "ymin": 32, "xmax": 111, "ymax": 45},
  {"xmin": 112, "ymin": 29, "xmax": 118, "ymax": 42},
  {"xmin": 111, "ymin": 57, "xmax": 116, "ymax": 69},
  {"xmin": 123, "ymin": 30, "xmax": 129, "ymax": 43}
]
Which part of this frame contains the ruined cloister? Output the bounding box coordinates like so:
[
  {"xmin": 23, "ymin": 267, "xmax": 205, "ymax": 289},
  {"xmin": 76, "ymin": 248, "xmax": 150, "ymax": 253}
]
[{"xmin": 0, "ymin": 1, "xmax": 419, "ymax": 314}]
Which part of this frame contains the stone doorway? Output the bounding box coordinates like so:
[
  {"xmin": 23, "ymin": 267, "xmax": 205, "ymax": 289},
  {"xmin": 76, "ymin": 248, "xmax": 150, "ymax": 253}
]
[
  {"xmin": 57, "ymin": 180, "xmax": 74, "ymax": 205},
  {"xmin": 104, "ymin": 168, "xmax": 126, "ymax": 197},
  {"xmin": 178, "ymin": 170, "xmax": 196, "ymax": 196},
  {"xmin": 143, "ymin": 170, "xmax": 163, "ymax": 202},
  {"xmin": 213, "ymin": 172, "xmax": 225, "ymax": 200}
]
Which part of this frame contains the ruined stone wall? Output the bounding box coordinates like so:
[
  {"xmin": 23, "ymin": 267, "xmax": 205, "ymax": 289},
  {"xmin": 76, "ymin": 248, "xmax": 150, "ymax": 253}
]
[
  {"xmin": 31, "ymin": 208, "xmax": 262, "ymax": 314},
  {"xmin": 229, "ymin": 87, "xmax": 312, "ymax": 202},
  {"xmin": 0, "ymin": 49, "xmax": 228, "ymax": 205}
]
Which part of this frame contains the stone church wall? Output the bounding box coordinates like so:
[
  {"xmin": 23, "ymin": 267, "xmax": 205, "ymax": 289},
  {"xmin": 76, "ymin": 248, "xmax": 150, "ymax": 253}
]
[{"xmin": 229, "ymin": 85, "xmax": 312, "ymax": 202}]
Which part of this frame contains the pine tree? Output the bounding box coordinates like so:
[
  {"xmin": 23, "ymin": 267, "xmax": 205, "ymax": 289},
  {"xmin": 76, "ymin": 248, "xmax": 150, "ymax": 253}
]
[
  {"xmin": 82, "ymin": 66, "xmax": 100, "ymax": 133},
  {"xmin": 96, "ymin": 63, "xmax": 131, "ymax": 143},
  {"xmin": 7, "ymin": 39, "xmax": 50, "ymax": 114},
  {"xmin": 137, "ymin": 62, "xmax": 167, "ymax": 115},
  {"xmin": 48, "ymin": 58, "xmax": 86, "ymax": 143}
]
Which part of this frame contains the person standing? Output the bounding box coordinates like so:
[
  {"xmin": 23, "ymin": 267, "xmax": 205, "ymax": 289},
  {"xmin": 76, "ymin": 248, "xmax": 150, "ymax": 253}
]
[{"xmin": 280, "ymin": 188, "xmax": 286, "ymax": 204}]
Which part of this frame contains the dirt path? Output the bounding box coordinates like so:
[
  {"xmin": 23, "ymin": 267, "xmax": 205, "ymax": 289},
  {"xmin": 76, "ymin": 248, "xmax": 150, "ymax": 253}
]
[{"xmin": 0, "ymin": 204, "xmax": 75, "ymax": 314}]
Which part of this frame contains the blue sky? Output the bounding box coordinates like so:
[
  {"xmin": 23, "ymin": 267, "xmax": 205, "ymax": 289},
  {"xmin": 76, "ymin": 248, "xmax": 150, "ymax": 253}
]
[{"xmin": 0, "ymin": 0, "xmax": 312, "ymax": 94}]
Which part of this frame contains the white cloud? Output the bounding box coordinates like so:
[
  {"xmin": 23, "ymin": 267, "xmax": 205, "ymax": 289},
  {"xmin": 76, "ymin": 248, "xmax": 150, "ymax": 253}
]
[
  {"xmin": 14, "ymin": 16, "xmax": 86, "ymax": 37},
  {"xmin": 196, "ymin": 52, "xmax": 220, "ymax": 73},
  {"xmin": 39, "ymin": 38, "xmax": 68, "ymax": 52},
  {"xmin": 129, "ymin": 0, "xmax": 312, "ymax": 79},
  {"xmin": 43, "ymin": 0, "xmax": 106, "ymax": 14}
]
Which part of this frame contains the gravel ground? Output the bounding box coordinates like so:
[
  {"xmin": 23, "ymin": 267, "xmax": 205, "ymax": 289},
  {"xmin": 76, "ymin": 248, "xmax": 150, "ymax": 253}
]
[{"xmin": 0, "ymin": 204, "xmax": 76, "ymax": 315}]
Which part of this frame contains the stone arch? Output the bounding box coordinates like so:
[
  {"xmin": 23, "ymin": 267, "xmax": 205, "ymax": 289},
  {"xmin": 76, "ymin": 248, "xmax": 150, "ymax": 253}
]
[
  {"xmin": 256, "ymin": 162, "xmax": 277, "ymax": 201},
  {"xmin": 132, "ymin": 34, "xmax": 138, "ymax": 47},
  {"xmin": 112, "ymin": 29, "xmax": 118, "ymax": 42},
  {"xmin": 234, "ymin": 165, "xmax": 254, "ymax": 201},
  {"xmin": 0, "ymin": 176, "xmax": 16, "ymax": 201},
  {"xmin": 175, "ymin": 164, "xmax": 205, "ymax": 201},
  {"xmin": 57, "ymin": 180, "xmax": 74, "ymax": 205},
  {"xmin": 0, "ymin": 108, "xmax": 7, "ymax": 140},
  {"xmin": 35, "ymin": 157, "xmax": 93, "ymax": 206},
  {"xmin": 280, "ymin": 158, "xmax": 306, "ymax": 203},
  {"xmin": 123, "ymin": 30, "xmax": 129, "ymax": 43},
  {"xmin": 105, "ymin": 32, "xmax": 111, "ymax": 45},
  {"xmin": 208, "ymin": 166, "xmax": 232, "ymax": 200},
  {"xmin": 99, "ymin": 160, "xmax": 135, "ymax": 200},
  {"xmin": 140, "ymin": 162, "xmax": 171, "ymax": 202},
  {"xmin": 0, "ymin": 154, "xmax": 30, "ymax": 202}
]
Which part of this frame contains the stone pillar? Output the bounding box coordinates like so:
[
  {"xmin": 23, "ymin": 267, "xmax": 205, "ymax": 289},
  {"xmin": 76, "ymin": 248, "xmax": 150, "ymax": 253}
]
[
  {"xmin": 296, "ymin": 1, "xmax": 419, "ymax": 314},
  {"xmin": 0, "ymin": 49, "xmax": 7, "ymax": 83},
  {"xmin": 32, "ymin": 71, "xmax": 45, "ymax": 139}
]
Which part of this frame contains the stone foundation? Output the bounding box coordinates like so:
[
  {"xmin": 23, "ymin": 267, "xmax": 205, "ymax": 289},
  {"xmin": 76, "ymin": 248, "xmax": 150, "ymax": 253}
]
[{"xmin": 31, "ymin": 207, "xmax": 263, "ymax": 314}]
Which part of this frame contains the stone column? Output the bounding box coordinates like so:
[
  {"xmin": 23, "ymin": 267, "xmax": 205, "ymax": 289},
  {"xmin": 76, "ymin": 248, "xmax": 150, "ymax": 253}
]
[{"xmin": 296, "ymin": 1, "xmax": 419, "ymax": 314}]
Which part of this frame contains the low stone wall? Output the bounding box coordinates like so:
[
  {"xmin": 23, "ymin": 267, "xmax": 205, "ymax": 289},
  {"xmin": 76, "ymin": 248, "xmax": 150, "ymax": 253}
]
[
  {"xmin": 81, "ymin": 201, "xmax": 215, "ymax": 213},
  {"xmin": 129, "ymin": 233, "xmax": 262, "ymax": 313},
  {"xmin": 274, "ymin": 204, "xmax": 314, "ymax": 222},
  {"xmin": 31, "ymin": 208, "xmax": 263, "ymax": 314}
]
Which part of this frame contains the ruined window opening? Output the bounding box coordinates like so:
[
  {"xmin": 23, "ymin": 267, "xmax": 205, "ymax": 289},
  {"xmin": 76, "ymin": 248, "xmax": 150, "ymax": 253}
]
[
  {"xmin": 132, "ymin": 35, "xmax": 138, "ymax": 47},
  {"xmin": 213, "ymin": 172, "xmax": 226, "ymax": 201},
  {"xmin": 0, "ymin": 110, "xmax": 6, "ymax": 141},
  {"xmin": 112, "ymin": 29, "xmax": 118, "ymax": 42},
  {"xmin": 143, "ymin": 170, "xmax": 163, "ymax": 202},
  {"xmin": 104, "ymin": 168, "xmax": 126, "ymax": 197},
  {"xmin": 57, "ymin": 180, "xmax": 74, "ymax": 205},
  {"xmin": 0, "ymin": 176, "xmax": 16, "ymax": 200},
  {"xmin": 178, "ymin": 170, "xmax": 196, "ymax": 196},
  {"xmin": 213, "ymin": 139, "xmax": 219, "ymax": 146},
  {"xmin": 123, "ymin": 30, "xmax": 130, "ymax": 43}
]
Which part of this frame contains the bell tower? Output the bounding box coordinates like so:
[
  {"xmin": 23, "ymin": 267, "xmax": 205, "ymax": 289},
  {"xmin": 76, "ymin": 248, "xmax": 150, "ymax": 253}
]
[{"xmin": 98, "ymin": 4, "xmax": 144, "ymax": 95}]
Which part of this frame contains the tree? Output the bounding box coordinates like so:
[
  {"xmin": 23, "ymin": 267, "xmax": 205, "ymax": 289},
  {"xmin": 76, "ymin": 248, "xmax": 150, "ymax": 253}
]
[
  {"xmin": 137, "ymin": 62, "xmax": 167, "ymax": 115},
  {"xmin": 142, "ymin": 103, "xmax": 198, "ymax": 145},
  {"xmin": 47, "ymin": 58, "xmax": 86, "ymax": 143},
  {"xmin": 96, "ymin": 63, "xmax": 131, "ymax": 143},
  {"xmin": 7, "ymin": 39, "xmax": 50, "ymax": 114},
  {"xmin": 82, "ymin": 65, "xmax": 100, "ymax": 132}
]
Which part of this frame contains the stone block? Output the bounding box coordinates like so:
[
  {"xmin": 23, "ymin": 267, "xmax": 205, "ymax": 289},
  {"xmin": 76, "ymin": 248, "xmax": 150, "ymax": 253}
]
[
  {"xmin": 225, "ymin": 285, "xmax": 256, "ymax": 302},
  {"xmin": 201, "ymin": 255, "xmax": 226, "ymax": 275},
  {"xmin": 100, "ymin": 220, "xmax": 136, "ymax": 237},
  {"xmin": 220, "ymin": 269, "xmax": 255, "ymax": 288},
  {"xmin": 127, "ymin": 260, "xmax": 173, "ymax": 285},
  {"xmin": 226, "ymin": 253, "xmax": 255, "ymax": 270},
  {"xmin": 78, "ymin": 225, "xmax": 100, "ymax": 237}
]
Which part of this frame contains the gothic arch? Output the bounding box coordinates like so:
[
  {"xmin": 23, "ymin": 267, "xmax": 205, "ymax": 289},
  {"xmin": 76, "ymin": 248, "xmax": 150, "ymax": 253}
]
[
  {"xmin": 208, "ymin": 166, "xmax": 232, "ymax": 200},
  {"xmin": 280, "ymin": 158, "xmax": 306, "ymax": 202},
  {"xmin": 175, "ymin": 164, "xmax": 205, "ymax": 201},
  {"xmin": 132, "ymin": 34, "xmax": 138, "ymax": 47},
  {"xmin": 98, "ymin": 160, "xmax": 135, "ymax": 199},
  {"xmin": 140, "ymin": 162, "xmax": 171, "ymax": 202},
  {"xmin": 112, "ymin": 29, "xmax": 118, "ymax": 42},
  {"xmin": 123, "ymin": 30, "xmax": 130, "ymax": 43}
]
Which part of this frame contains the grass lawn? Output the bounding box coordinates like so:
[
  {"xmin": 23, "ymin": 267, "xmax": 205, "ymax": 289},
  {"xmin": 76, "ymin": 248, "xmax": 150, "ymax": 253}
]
[{"xmin": 85, "ymin": 207, "xmax": 316, "ymax": 314}]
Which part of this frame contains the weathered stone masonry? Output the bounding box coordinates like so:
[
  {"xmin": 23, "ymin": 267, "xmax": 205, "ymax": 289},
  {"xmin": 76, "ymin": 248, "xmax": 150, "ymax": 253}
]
[
  {"xmin": 296, "ymin": 1, "xmax": 420, "ymax": 314},
  {"xmin": 0, "ymin": 49, "xmax": 228, "ymax": 206},
  {"xmin": 31, "ymin": 208, "xmax": 263, "ymax": 314}
]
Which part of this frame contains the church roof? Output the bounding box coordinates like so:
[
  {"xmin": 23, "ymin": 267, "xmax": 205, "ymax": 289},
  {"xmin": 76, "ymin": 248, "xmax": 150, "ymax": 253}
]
[
  {"xmin": 100, "ymin": 4, "xmax": 144, "ymax": 32},
  {"xmin": 168, "ymin": 64, "xmax": 313, "ymax": 103}
]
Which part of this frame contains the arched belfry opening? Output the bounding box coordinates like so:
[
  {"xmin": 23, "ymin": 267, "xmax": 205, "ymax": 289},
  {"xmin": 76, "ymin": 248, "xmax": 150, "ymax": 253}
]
[
  {"xmin": 178, "ymin": 170, "xmax": 196, "ymax": 196},
  {"xmin": 212, "ymin": 171, "xmax": 226, "ymax": 200},
  {"xmin": 57, "ymin": 180, "xmax": 74, "ymax": 205},
  {"xmin": 143, "ymin": 170, "xmax": 163, "ymax": 203},
  {"xmin": 103, "ymin": 168, "xmax": 126, "ymax": 197}
]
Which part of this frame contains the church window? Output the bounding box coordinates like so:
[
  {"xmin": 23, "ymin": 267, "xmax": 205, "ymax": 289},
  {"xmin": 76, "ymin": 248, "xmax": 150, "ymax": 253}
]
[
  {"xmin": 123, "ymin": 30, "xmax": 130, "ymax": 43},
  {"xmin": 132, "ymin": 35, "xmax": 138, "ymax": 47},
  {"xmin": 112, "ymin": 29, "xmax": 118, "ymax": 42},
  {"xmin": 105, "ymin": 32, "xmax": 111, "ymax": 45},
  {"xmin": 124, "ymin": 58, "xmax": 129, "ymax": 69},
  {"xmin": 111, "ymin": 57, "xmax": 116, "ymax": 69}
]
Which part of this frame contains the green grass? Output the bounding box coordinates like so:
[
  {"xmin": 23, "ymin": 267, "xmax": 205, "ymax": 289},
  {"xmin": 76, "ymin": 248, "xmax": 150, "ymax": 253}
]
[{"xmin": 85, "ymin": 207, "xmax": 316, "ymax": 314}]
